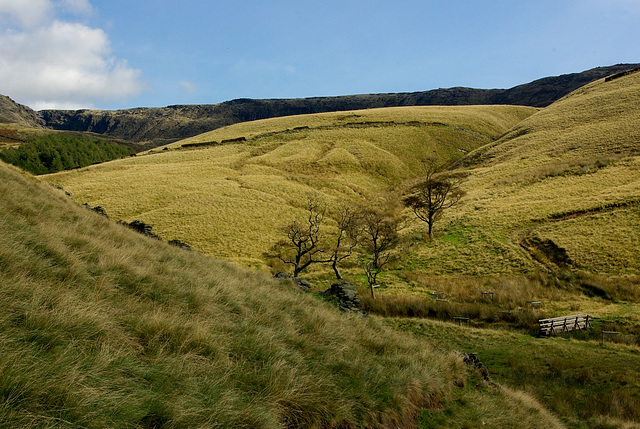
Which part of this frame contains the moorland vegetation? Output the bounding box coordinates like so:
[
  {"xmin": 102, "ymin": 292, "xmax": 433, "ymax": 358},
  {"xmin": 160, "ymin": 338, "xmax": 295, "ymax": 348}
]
[
  {"xmin": 0, "ymin": 160, "xmax": 566, "ymax": 428},
  {"xmin": 37, "ymin": 63, "xmax": 639, "ymax": 147},
  {"xmin": 38, "ymin": 69, "xmax": 640, "ymax": 428},
  {"xmin": 1, "ymin": 65, "xmax": 639, "ymax": 428}
]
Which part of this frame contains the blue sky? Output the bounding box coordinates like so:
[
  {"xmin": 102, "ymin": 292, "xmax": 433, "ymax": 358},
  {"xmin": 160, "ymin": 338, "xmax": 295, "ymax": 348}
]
[{"xmin": 1, "ymin": 0, "xmax": 639, "ymax": 110}]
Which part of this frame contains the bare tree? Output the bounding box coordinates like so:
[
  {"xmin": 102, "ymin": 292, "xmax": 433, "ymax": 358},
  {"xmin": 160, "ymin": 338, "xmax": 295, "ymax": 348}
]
[
  {"xmin": 269, "ymin": 196, "xmax": 331, "ymax": 277},
  {"xmin": 364, "ymin": 253, "xmax": 390, "ymax": 299},
  {"xmin": 359, "ymin": 207, "xmax": 399, "ymax": 269},
  {"xmin": 327, "ymin": 203, "xmax": 361, "ymax": 280},
  {"xmin": 403, "ymin": 159, "xmax": 465, "ymax": 238},
  {"xmin": 359, "ymin": 206, "xmax": 399, "ymax": 299}
]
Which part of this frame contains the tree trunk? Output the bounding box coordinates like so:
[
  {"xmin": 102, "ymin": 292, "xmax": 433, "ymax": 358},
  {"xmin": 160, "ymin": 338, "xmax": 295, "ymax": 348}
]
[
  {"xmin": 369, "ymin": 283, "xmax": 376, "ymax": 299},
  {"xmin": 332, "ymin": 261, "xmax": 342, "ymax": 280}
]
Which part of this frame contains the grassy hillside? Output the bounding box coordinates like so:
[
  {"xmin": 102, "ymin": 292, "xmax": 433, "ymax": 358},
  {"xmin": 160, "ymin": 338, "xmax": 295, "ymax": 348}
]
[
  {"xmin": 36, "ymin": 73, "xmax": 640, "ymax": 428},
  {"xmin": 0, "ymin": 124, "xmax": 56, "ymax": 149},
  {"xmin": 42, "ymin": 68, "xmax": 640, "ymax": 277},
  {"xmin": 0, "ymin": 95, "xmax": 43, "ymax": 128},
  {"xmin": 43, "ymin": 105, "xmax": 535, "ymax": 267},
  {"xmin": 420, "ymin": 69, "xmax": 640, "ymax": 276},
  {"xmin": 0, "ymin": 161, "xmax": 562, "ymax": 428}
]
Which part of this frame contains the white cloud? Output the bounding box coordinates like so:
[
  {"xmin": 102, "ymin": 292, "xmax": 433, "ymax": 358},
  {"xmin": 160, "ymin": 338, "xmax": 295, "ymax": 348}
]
[
  {"xmin": 31, "ymin": 100, "xmax": 94, "ymax": 111},
  {"xmin": 0, "ymin": 0, "xmax": 52, "ymax": 28},
  {"xmin": 0, "ymin": 0, "xmax": 142, "ymax": 110}
]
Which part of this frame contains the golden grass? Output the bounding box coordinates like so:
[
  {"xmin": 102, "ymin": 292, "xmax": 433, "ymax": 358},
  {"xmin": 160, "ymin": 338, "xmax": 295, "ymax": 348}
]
[
  {"xmin": 173, "ymin": 105, "xmax": 535, "ymax": 148},
  {"xmin": 40, "ymin": 72, "xmax": 639, "ymax": 277},
  {"xmin": 43, "ymin": 105, "xmax": 534, "ymax": 267},
  {"xmin": 0, "ymin": 159, "xmax": 572, "ymax": 428},
  {"xmin": 396, "ymin": 72, "xmax": 640, "ymax": 278},
  {"xmin": 7, "ymin": 73, "xmax": 640, "ymax": 428},
  {"xmin": 2, "ymin": 160, "xmax": 461, "ymax": 428}
]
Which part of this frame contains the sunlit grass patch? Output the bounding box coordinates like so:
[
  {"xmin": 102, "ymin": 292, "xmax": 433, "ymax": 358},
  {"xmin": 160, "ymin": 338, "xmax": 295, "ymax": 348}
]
[{"xmin": 44, "ymin": 105, "xmax": 531, "ymax": 266}]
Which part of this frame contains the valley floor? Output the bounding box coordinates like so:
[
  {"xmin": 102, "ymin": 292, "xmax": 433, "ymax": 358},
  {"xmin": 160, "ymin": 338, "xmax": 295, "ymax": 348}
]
[{"xmin": 386, "ymin": 316, "xmax": 640, "ymax": 429}]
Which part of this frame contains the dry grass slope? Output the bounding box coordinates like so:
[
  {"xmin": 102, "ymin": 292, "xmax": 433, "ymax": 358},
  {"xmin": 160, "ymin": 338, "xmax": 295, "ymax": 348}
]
[
  {"xmin": 434, "ymin": 70, "xmax": 640, "ymax": 275},
  {"xmin": 0, "ymin": 161, "xmax": 563, "ymax": 428},
  {"xmin": 39, "ymin": 75, "xmax": 639, "ymax": 288},
  {"xmin": 43, "ymin": 105, "xmax": 535, "ymax": 267}
]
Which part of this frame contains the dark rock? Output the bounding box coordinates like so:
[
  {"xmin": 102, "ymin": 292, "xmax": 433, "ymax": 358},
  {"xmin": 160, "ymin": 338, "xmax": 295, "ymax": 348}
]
[
  {"xmin": 294, "ymin": 277, "xmax": 311, "ymax": 291},
  {"xmin": 463, "ymin": 353, "xmax": 495, "ymax": 386},
  {"xmin": 221, "ymin": 136, "xmax": 246, "ymax": 144},
  {"xmin": 520, "ymin": 236, "xmax": 572, "ymax": 268},
  {"xmin": 322, "ymin": 281, "xmax": 366, "ymax": 315},
  {"xmin": 274, "ymin": 272, "xmax": 291, "ymax": 280},
  {"xmin": 82, "ymin": 203, "xmax": 108, "ymax": 218},
  {"xmin": 127, "ymin": 220, "xmax": 161, "ymax": 240},
  {"xmin": 273, "ymin": 272, "xmax": 311, "ymax": 291},
  {"xmin": 168, "ymin": 239, "xmax": 192, "ymax": 251},
  {"xmin": 181, "ymin": 141, "xmax": 219, "ymax": 149},
  {"xmin": 51, "ymin": 184, "xmax": 72, "ymax": 197},
  {"xmin": 35, "ymin": 64, "xmax": 640, "ymax": 148}
]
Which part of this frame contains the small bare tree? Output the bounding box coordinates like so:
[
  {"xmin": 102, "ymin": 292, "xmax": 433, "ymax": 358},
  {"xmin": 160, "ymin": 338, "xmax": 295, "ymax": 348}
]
[
  {"xmin": 359, "ymin": 207, "xmax": 399, "ymax": 269},
  {"xmin": 359, "ymin": 206, "xmax": 399, "ymax": 299},
  {"xmin": 364, "ymin": 253, "xmax": 390, "ymax": 299},
  {"xmin": 327, "ymin": 203, "xmax": 361, "ymax": 280},
  {"xmin": 269, "ymin": 196, "xmax": 330, "ymax": 277},
  {"xmin": 403, "ymin": 159, "xmax": 465, "ymax": 238}
]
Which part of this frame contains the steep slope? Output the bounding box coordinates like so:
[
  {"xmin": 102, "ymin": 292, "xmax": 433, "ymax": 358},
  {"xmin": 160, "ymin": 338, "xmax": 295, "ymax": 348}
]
[
  {"xmin": 38, "ymin": 64, "xmax": 638, "ymax": 146},
  {"xmin": 43, "ymin": 105, "xmax": 536, "ymax": 266},
  {"xmin": 0, "ymin": 95, "xmax": 44, "ymax": 128},
  {"xmin": 0, "ymin": 161, "xmax": 562, "ymax": 428},
  {"xmin": 408, "ymin": 69, "xmax": 640, "ymax": 276}
]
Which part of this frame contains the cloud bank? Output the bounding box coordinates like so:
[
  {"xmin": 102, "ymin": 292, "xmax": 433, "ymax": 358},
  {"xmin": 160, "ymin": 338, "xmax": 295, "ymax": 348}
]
[{"xmin": 0, "ymin": 0, "xmax": 142, "ymax": 110}]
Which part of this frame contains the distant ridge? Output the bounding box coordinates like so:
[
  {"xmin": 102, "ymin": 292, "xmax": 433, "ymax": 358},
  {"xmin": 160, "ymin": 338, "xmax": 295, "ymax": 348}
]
[
  {"xmin": 0, "ymin": 95, "xmax": 44, "ymax": 128},
  {"xmin": 4, "ymin": 63, "xmax": 639, "ymax": 147}
]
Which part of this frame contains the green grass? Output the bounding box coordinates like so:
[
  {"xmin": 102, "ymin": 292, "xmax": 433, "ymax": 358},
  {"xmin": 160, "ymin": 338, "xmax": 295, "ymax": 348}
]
[
  {"xmin": 388, "ymin": 317, "xmax": 640, "ymax": 429},
  {"xmin": 419, "ymin": 384, "xmax": 564, "ymax": 429}
]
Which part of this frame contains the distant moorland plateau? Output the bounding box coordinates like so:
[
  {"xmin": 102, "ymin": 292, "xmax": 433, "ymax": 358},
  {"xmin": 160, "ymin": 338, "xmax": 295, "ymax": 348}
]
[{"xmin": 1, "ymin": 63, "xmax": 638, "ymax": 147}]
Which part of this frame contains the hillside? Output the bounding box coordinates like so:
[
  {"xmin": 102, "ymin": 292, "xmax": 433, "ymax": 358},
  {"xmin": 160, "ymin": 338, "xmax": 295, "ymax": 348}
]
[
  {"xmin": 37, "ymin": 64, "xmax": 639, "ymax": 146},
  {"xmin": 6, "ymin": 66, "xmax": 640, "ymax": 427},
  {"xmin": 42, "ymin": 69, "xmax": 640, "ymax": 278},
  {"xmin": 0, "ymin": 95, "xmax": 44, "ymax": 128},
  {"xmin": 44, "ymin": 105, "xmax": 535, "ymax": 267},
  {"xmin": 433, "ymin": 68, "xmax": 640, "ymax": 276},
  {"xmin": 0, "ymin": 97, "xmax": 142, "ymax": 173},
  {"xmin": 0, "ymin": 160, "xmax": 563, "ymax": 428}
]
